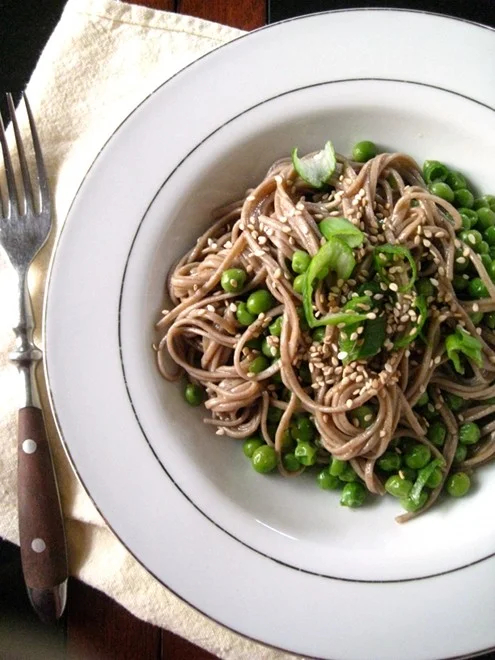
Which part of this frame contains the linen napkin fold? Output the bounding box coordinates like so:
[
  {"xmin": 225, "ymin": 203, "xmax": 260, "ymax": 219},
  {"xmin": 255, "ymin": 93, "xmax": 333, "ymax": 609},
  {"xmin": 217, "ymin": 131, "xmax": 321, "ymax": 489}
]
[{"xmin": 0, "ymin": 0, "xmax": 302, "ymax": 657}]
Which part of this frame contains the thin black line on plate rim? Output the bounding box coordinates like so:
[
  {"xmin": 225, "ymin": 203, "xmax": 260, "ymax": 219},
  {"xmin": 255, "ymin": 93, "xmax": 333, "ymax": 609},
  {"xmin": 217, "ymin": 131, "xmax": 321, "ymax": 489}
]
[
  {"xmin": 118, "ymin": 76, "xmax": 495, "ymax": 585},
  {"xmin": 43, "ymin": 10, "xmax": 495, "ymax": 658}
]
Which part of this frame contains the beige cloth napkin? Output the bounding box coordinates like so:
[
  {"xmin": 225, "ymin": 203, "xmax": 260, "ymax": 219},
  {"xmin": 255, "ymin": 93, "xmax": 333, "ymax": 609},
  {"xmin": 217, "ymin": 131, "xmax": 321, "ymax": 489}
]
[{"xmin": 0, "ymin": 0, "xmax": 302, "ymax": 657}]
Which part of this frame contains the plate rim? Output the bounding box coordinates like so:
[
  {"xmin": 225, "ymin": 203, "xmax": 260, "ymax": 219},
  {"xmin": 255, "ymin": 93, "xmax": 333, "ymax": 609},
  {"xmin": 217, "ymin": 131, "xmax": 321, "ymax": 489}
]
[{"xmin": 43, "ymin": 8, "xmax": 495, "ymax": 659}]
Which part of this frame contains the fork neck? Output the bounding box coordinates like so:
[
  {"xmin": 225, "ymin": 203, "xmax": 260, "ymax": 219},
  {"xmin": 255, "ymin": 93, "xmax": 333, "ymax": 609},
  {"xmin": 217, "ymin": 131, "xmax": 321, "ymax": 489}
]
[{"xmin": 10, "ymin": 269, "xmax": 42, "ymax": 408}]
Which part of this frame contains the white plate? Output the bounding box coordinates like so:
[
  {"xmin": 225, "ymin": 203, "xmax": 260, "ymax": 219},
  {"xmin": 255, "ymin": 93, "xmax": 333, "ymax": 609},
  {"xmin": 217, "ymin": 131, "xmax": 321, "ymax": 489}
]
[{"xmin": 45, "ymin": 9, "xmax": 495, "ymax": 659}]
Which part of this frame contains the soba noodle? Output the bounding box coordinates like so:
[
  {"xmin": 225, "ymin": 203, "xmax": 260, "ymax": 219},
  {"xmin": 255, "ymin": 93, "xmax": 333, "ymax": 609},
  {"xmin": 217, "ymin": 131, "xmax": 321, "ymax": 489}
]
[{"xmin": 155, "ymin": 142, "xmax": 495, "ymax": 521}]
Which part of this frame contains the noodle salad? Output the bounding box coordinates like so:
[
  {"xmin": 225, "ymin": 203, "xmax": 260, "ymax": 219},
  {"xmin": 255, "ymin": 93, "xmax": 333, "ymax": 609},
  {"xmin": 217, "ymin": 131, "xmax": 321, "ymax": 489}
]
[{"xmin": 155, "ymin": 139, "xmax": 495, "ymax": 522}]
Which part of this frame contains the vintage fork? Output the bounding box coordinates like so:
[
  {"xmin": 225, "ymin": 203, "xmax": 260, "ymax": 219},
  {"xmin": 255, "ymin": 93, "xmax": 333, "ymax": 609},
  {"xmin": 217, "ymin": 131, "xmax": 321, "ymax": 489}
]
[{"xmin": 0, "ymin": 93, "xmax": 67, "ymax": 622}]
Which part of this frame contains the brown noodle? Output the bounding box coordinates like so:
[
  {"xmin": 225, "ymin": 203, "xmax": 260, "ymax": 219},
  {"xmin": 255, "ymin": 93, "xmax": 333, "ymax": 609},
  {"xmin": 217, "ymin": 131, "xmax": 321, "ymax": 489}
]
[{"xmin": 155, "ymin": 150, "xmax": 495, "ymax": 521}]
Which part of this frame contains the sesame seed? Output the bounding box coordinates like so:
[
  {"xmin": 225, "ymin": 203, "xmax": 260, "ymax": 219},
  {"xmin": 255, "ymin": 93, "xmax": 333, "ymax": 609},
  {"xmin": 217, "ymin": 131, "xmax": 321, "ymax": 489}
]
[
  {"xmin": 346, "ymin": 399, "xmax": 353, "ymax": 409},
  {"xmin": 337, "ymin": 351, "xmax": 348, "ymax": 360},
  {"xmin": 389, "ymin": 283, "xmax": 399, "ymax": 292}
]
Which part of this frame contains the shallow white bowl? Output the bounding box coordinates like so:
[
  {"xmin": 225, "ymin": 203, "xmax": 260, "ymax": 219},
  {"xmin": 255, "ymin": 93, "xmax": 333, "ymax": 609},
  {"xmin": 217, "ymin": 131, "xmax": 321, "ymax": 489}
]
[{"xmin": 46, "ymin": 9, "xmax": 495, "ymax": 659}]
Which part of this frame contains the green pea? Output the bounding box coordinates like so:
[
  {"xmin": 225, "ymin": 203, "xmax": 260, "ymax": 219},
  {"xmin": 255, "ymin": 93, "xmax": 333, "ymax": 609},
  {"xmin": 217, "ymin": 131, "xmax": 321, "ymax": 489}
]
[
  {"xmin": 312, "ymin": 327, "xmax": 326, "ymax": 343},
  {"xmin": 421, "ymin": 404, "xmax": 438, "ymax": 422},
  {"xmin": 459, "ymin": 208, "xmax": 478, "ymax": 230},
  {"xmin": 446, "ymin": 170, "xmax": 467, "ymax": 190},
  {"xmin": 477, "ymin": 207, "xmax": 495, "ymax": 231},
  {"xmin": 404, "ymin": 444, "xmax": 431, "ymax": 469},
  {"xmin": 489, "ymin": 247, "xmax": 495, "ymax": 260},
  {"xmin": 279, "ymin": 428, "xmax": 294, "ymax": 452},
  {"xmin": 400, "ymin": 467, "xmax": 417, "ymax": 482},
  {"xmin": 262, "ymin": 337, "xmax": 280, "ymax": 359},
  {"xmin": 473, "ymin": 197, "xmax": 490, "ymax": 211},
  {"xmin": 352, "ymin": 140, "xmax": 377, "ymax": 163},
  {"xmin": 459, "ymin": 422, "xmax": 481, "ymax": 445},
  {"xmin": 251, "ymin": 445, "xmax": 277, "ymax": 473},
  {"xmin": 429, "ymin": 181, "xmax": 454, "ymax": 203},
  {"xmin": 245, "ymin": 336, "xmax": 262, "ymax": 350},
  {"xmin": 446, "ymin": 472, "xmax": 471, "ymax": 497},
  {"xmin": 329, "ymin": 458, "xmax": 346, "ymax": 477},
  {"xmin": 481, "ymin": 194, "xmax": 495, "ymax": 211},
  {"xmin": 246, "ymin": 289, "xmax": 275, "ymax": 315},
  {"xmin": 292, "ymin": 250, "xmax": 311, "ymax": 274},
  {"xmin": 444, "ymin": 392, "xmax": 465, "ymax": 412},
  {"xmin": 485, "ymin": 312, "xmax": 495, "ymax": 329},
  {"xmin": 316, "ymin": 469, "xmax": 341, "ymax": 490},
  {"xmin": 487, "ymin": 262, "xmax": 495, "ymax": 283},
  {"xmin": 349, "ymin": 405, "xmax": 376, "ymax": 429},
  {"xmin": 423, "ymin": 160, "xmax": 448, "ymax": 184},
  {"xmin": 459, "ymin": 229, "xmax": 483, "ymax": 248},
  {"xmin": 454, "ymin": 249, "xmax": 469, "ymax": 273},
  {"xmin": 427, "ymin": 421, "xmax": 447, "ymax": 447},
  {"xmin": 184, "ymin": 383, "xmax": 204, "ymax": 406},
  {"xmin": 293, "ymin": 274, "xmax": 305, "ymax": 294},
  {"xmin": 339, "ymin": 463, "xmax": 359, "ymax": 482},
  {"xmin": 452, "ymin": 274, "xmax": 468, "ymax": 292},
  {"xmin": 340, "ymin": 482, "xmax": 367, "ymax": 507},
  {"xmin": 426, "ymin": 466, "xmax": 443, "ymax": 488},
  {"xmin": 282, "ymin": 453, "xmax": 300, "ymax": 472},
  {"xmin": 400, "ymin": 490, "xmax": 428, "ymax": 512},
  {"xmin": 248, "ymin": 355, "xmax": 269, "ymax": 374},
  {"xmin": 291, "ymin": 415, "xmax": 315, "ymax": 443},
  {"xmin": 416, "ymin": 391, "xmax": 429, "ymax": 407},
  {"xmin": 269, "ymin": 316, "xmax": 283, "ymax": 336},
  {"xmin": 478, "ymin": 240, "xmax": 490, "ymax": 255},
  {"xmin": 454, "ymin": 188, "xmax": 474, "ymax": 209},
  {"xmin": 236, "ymin": 302, "xmax": 255, "ymax": 327},
  {"xmin": 481, "ymin": 254, "xmax": 492, "ymax": 271},
  {"xmin": 484, "ymin": 226, "xmax": 495, "ymax": 247},
  {"xmin": 294, "ymin": 441, "xmax": 317, "ymax": 466},
  {"xmin": 243, "ymin": 437, "xmax": 264, "ymax": 458},
  {"xmin": 457, "ymin": 206, "xmax": 478, "ymax": 229},
  {"xmin": 377, "ymin": 451, "xmax": 401, "ymax": 472},
  {"xmin": 468, "ymin": 278, "xmax": 489, "ymax": 299},
  {"xmin": 267, "ymin": 406, "xmax": 283, "ymax": 424},
  {"xmin": 470, "ymin": 311, "xmax": 484, "ymax": 325},
  {"xmin": 416, "ymin": 278, "xmax": 435, "ymax": 298},
  {"xmin": 454, "ymin": 444, "xmax": 467, "ymax": 464},
  {"xmin": 385, "ymin": 474, "xmax": 413, "ymax": 498},
  {"xmin": 220, "ymin": 268, "xmax": 246, "ymax": 293}
]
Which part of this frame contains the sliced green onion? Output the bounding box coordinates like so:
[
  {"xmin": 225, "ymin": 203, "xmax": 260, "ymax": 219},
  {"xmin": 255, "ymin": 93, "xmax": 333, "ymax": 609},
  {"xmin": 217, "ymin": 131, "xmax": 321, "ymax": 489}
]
[
  {"xmin": 409, "ymin": 458, "xmax": 445, "ymax": 505},
  {"xmin": 373, "ymin": 244, "xmax": 417, "ymax": 293},
  {"xmin": 395, "ymin": 295, "xmax": 427, "ymax": 348},
  {"xmin": 319, "ymin": 217, "xmax": 364, "ymax": 248},
  {"xmin": 445, "ymin": 326, "xmax": 483, "ymax": 374},
  {"xmin": 291, "ymin": 140, "xmax": 336, "ymax": 189},
  {"xmin": 303, "ymin": 237, "xmax": 363, "ymax": 328}
]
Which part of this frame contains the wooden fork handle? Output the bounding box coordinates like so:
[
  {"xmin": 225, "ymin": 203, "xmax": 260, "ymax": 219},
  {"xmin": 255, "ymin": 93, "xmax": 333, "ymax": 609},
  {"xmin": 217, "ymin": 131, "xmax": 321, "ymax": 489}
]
[{"xmin": 17, "ymin": 406, "xmax": 68, "ymax": 622}]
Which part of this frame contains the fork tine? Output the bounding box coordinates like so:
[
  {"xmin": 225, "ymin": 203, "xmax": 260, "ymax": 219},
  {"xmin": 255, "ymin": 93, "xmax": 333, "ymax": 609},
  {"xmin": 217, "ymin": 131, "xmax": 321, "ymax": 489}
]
[
  {"xmin": 22, "ymin": 93, "xmax": 50, "ymax": 214},
  {"xmin": 0, "ymin": 103, "xmax": 18, "ymax": 217},
  {"xmin": 7, "ymin": 93, "xmax": 34, "ymax": 214}
]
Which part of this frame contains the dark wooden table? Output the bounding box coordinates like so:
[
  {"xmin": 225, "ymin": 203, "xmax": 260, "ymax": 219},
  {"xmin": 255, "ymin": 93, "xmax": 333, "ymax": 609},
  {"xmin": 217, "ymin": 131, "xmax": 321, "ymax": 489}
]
[{"xmin": 2, "ymin": 1, "xmax": 495, "ymax": 658}]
